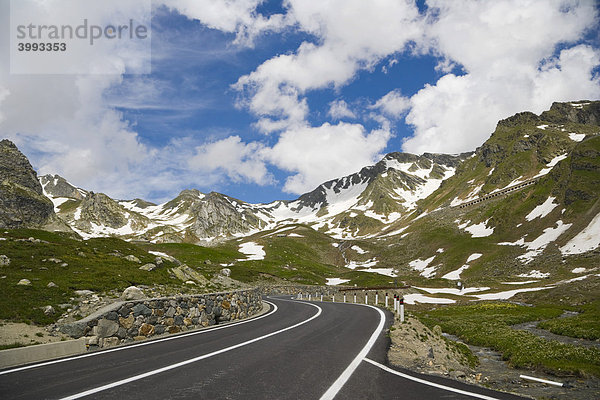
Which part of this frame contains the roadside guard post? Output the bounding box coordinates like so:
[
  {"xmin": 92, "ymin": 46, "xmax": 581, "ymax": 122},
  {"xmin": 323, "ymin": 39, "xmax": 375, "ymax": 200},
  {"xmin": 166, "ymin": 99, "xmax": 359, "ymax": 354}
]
[
  {"xmin": 385, "ymin": 293, "xmax": 388, "ymax": 308},
  {"xmin": 399, "ymin": 297, "xmax": 405, "ymax": 323}
]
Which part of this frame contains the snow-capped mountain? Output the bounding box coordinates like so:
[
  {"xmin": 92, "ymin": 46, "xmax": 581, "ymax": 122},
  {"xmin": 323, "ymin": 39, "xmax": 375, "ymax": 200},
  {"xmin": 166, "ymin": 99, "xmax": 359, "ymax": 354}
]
[
  {"xmin": 36, "ymin": 100, "xmax": 600, "ymax": 278},
  {"xmin": 40, "ymin": 151, "xmax": 468, "ymax": 243}
]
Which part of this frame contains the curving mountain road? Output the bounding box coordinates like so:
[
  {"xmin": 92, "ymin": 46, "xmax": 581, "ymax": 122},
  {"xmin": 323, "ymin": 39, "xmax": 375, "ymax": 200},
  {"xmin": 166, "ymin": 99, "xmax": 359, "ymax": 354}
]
[{"xmin": 0, "ymin": 296, "xmax": 524, "ymax": 399}]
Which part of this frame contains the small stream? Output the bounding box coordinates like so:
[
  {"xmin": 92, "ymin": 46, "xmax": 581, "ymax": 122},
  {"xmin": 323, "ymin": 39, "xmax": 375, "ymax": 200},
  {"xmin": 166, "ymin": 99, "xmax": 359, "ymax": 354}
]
[
  {"xmin": 441, "ymin": 331, "xmax": 600, "ymax": 400},
  {"xmin": 511, "ymin": 311, "xmax": 600, "ymax": 349}
]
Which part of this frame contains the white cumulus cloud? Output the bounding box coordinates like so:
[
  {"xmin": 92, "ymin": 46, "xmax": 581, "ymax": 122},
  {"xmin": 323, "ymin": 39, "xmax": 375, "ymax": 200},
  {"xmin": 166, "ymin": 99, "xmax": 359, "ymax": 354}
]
[
  {"xmin": 371, "ymin": 89, "xmax": 410, "ymax": 118},
  {"xmin": 188, "ymin": 135, "xmax": 272, "ymax": 185},
  {"xmin": 402, "ymin": 0, "xmax": 600, "ymax": 154},
  {"xmin": 265, "ymin": 122, "xmax": 391, "ymax": 194},
  {"xmin": 328, "ymin": 100, "xmax": 356, "ymax": 120}
]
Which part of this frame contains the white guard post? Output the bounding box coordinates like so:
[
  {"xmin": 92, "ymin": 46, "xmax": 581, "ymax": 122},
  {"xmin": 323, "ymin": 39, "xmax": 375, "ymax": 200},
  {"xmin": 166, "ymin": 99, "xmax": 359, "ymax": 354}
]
[{"xmin": 400, "ymin": 297, "xmax": 405, "ymax": 323}]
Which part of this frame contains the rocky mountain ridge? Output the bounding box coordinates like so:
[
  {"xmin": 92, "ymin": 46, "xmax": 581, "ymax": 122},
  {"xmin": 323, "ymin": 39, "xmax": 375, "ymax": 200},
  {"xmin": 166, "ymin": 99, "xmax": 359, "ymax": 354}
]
[
  {"xmin": 0, "ymin": 140, "xmax": 67, "ymax": 231},
  {"xmin": 6, "ymin": 100, "xmax": 600, "ymax": 267},
  {"xmin": 40, "ymin": 149, "xmax": 467, "ymax": 243}
]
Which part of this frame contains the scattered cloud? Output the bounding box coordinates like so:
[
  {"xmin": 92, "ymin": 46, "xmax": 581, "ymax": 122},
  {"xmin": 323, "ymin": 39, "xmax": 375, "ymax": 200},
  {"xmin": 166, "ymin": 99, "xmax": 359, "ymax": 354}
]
[
  {"xmin": 188, "ymin": 135, "xmax": 273, "ymax": 186},
  {"xmin": 371, "ymin": 90, "xmax": 410, "ymax": 118},
  {"xmin": 265, "ymin": 122, "xmax": 391, "ymax": 194},
  {"xmin": 234, "ymin": 0, "xmax": 422, "ymax": 127},
  {"xmin": 0, "ymin": 0, "xmax": 598, "ymax": 203},
  {"xmin": 402, "ymin": 0, "xmax": 600, "ymax": 154},
  {"xmin": 328, "ymin": 100, "xmax": 356, "ymax": 120},
  {"xmin": 164, "ymin": 0, "xmax": 291, "ymax": 46}
]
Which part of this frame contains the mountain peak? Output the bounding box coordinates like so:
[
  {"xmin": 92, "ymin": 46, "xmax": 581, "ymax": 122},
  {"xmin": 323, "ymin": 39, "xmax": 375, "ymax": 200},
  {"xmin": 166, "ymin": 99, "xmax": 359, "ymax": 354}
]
[
  {"xmin": 0, "ymin": 140, "xmax": 55, "ymax": 228},
  {"xmin": 40, "ymin": 174, "xmax": 87, "ymax": 200}
]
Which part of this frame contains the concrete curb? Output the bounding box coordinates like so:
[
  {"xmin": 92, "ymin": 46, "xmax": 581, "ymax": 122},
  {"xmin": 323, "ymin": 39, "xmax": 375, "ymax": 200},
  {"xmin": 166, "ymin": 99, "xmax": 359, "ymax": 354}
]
[{"xmin": 0, "ymin": 338, "xmax": 86, "ymax": 369}]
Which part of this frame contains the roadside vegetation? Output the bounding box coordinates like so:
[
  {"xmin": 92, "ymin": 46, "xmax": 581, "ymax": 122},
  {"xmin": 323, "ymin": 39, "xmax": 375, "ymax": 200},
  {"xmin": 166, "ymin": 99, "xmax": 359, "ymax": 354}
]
[
  {"xmin": 417, "ymin": 302, "xmax": 600, "ymax": 378},
  {"xmin": 0, "ymin": 229, "xmax": 182, "ymax": 325}
]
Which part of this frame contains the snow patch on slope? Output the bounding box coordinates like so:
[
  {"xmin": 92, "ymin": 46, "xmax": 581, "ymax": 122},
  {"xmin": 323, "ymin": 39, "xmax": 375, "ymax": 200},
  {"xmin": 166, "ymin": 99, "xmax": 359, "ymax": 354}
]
[
  {"xmin": 464, "ymin": 220, "xmax": 494, "ymax": 238},
  {"xmin": 536, "ymin": 154, "xmax": 568, "ymax": 177},
  {"xmin": 238, "ymin": 242, "xmax": 266, "ymax": 261},
  {"xmin": 442, "ymin": 253, "xmax": 482, "ymax": 280},
  {"xmin": 470, "ymin": 286, "xmax": 553, "ymax": 300},
  {"xmin": 525, "ymin": 197, "xmax": 558, "ymax": 221},
  {"xmin": 517, "ymin": 221, "xmax": 572, "ymax": 263},
  {"xmin": 568, "ymin": 132, "xmax": 586, "ymax": 142},
  {"xmin": 326, "ymin": 278, "xmax": 350, "ymax": 286},
  {"xmin": 560, "ymin": 212, "xmax": 600, "ymax": 255},
  {"xmin": 409, "ymin": 256, "xmax": 436, "ymax": 278},
  {"xmin": 518, "ymin": 270, "xmax": 550, "ymax": 279},
  {"xmin": 351, "ymin": 245, "xmax": 367, "ymax": 254}
]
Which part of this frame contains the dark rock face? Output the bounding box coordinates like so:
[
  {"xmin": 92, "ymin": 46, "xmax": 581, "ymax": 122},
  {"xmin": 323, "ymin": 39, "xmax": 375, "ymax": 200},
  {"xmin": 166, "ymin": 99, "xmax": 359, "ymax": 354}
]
[
  {"xmin": 77, "ymin": 192, "xmax": 129, "ymax": 228},
  {"xmin": 167, "ymin": 190, "xmax": 264, "ymax": 240},
  {"xmin": 564, "ymin": 136, "xmax": 600, "ymax": 206},
  {"xmin": 0, "ymin": 140, "xmax": 55, "ymax": 228},
  {"xmin": 540, "ymin": 101, "xmax": 600, "ymax": 126}
]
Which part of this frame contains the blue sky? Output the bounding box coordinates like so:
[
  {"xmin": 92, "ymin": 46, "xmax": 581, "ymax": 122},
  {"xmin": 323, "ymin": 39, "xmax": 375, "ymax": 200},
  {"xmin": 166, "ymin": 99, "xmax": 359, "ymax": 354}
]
[
  {"xmin": 1, "ymin": 0, "xmax": 599, "ymax": 204},
  {"xmin": 110, "ymin": 4, "xmax": 444, "ymax": 202}
]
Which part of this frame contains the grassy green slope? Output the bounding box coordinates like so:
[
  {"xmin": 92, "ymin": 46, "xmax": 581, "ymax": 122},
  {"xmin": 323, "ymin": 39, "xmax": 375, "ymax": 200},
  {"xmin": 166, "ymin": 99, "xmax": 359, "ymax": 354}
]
[
  {"xmin": 364, "ymin": 124, "xmax": 599, "ymax": 289},
  {"xmin": 0, "ymin": 229, "xmax": 181, "ymax": 325}
]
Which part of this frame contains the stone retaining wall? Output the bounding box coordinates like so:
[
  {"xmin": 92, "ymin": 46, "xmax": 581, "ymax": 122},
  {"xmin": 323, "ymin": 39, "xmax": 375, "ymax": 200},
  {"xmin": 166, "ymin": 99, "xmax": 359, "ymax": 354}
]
[{"xmin": 59, "ymin": 288, "xmax": 262, "ymax": 349}]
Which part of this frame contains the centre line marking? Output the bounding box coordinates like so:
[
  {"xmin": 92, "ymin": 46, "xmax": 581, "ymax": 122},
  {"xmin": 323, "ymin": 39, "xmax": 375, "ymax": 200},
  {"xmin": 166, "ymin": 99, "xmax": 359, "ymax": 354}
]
[{"xmin": 59, "ymin": 300, "xmax": 322, "ymax": 400}]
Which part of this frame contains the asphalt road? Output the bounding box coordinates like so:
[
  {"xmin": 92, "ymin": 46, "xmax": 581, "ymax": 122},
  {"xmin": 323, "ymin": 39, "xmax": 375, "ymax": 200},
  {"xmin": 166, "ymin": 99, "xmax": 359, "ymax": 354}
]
[{"xmin": 0, "ymin": 296, "xmax": 525, "ymax": 399}]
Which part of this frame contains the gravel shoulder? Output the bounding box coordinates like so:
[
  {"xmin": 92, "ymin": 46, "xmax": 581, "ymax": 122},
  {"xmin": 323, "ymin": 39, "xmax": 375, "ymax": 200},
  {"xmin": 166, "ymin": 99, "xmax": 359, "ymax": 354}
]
[{"xmin": 0, "ymin": 321, "xmax": 70, "ymax": 348}]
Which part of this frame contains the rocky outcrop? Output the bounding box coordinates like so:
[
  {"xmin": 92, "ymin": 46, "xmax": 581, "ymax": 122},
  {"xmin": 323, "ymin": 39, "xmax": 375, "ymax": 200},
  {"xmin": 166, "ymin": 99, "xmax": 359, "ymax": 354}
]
[
  {"xmin": 0, "ymin": 140, "xmax": 55, "ymax": 229},
  {"xmin": 185, "ymin": 192, "xmax": 265, "ymax": 240},
  {"xmin": 39, "ymin": 174, "xmax": 87, "ymax": 200},
  {"xmin": 540, "ymin": 101, "xmax": 600, "ymax": 126},
  {"xmin": 71, "ymin": 192, "xmax": 150, "ymax": 233}
]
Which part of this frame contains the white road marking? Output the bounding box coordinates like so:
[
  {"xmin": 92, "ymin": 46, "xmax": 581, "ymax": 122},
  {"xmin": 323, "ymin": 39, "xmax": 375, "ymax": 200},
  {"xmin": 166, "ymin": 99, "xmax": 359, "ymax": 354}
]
[
  {"xmin": 364, "ymin": 358, "xmax": 501, "ymax": 400},
  {"xmin": 0, "ymin": 300, "xmax": 278, "ymax": 376},
  {"xmin": 319, "ymin": 304, "xmax": 386, "ymax": 400},
  {"xmin": 59, "ymin": 301, "xmax": 322, "ymax": 400}
]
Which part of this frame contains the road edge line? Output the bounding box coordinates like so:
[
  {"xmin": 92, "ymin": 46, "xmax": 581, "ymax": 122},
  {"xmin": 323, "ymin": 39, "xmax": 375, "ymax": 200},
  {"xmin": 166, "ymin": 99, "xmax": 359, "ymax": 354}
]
[
  {"xmin": 0, "ymin": 300, "xmax": 277, "ymax": 376},
  {"xmin": 363, "ymin": 357, "xmax": 500, "ymax": 400},
  {"xmin": 319, "ymin": 304, "xmax": 386, "ymax": 400}
]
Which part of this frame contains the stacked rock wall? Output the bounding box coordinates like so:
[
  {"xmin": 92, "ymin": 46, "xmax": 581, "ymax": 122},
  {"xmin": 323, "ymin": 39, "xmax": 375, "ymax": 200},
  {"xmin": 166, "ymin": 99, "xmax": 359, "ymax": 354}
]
[{"xmin": 59, "ymin": 288, "xmax": 262, "ymax": 349}]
